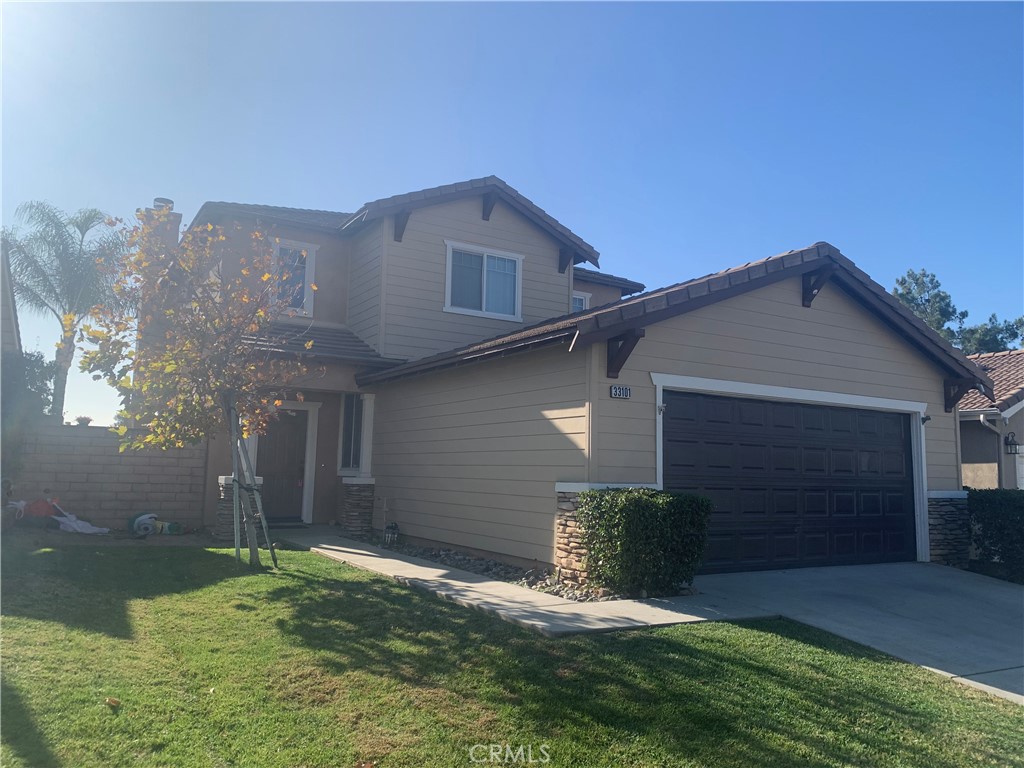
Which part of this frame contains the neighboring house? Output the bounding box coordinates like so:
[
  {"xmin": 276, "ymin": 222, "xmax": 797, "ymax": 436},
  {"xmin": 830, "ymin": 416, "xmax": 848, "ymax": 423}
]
[
  {"xmin": 958, "ymin": 349, "xmax": 1024, "ymax": 490},
  {"xmin": 1, "ymin": 246, "xmax": 22, "ymax": 355},
  {"xmin": 164, "ymin": 175, "xmax": 992, "ymax": 574}
]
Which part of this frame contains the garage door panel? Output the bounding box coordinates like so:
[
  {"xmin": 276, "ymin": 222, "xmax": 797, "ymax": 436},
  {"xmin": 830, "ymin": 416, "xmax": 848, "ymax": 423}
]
[{"xmin": 663, "ymin": 390, "xmax": 916, "ymax": 573}]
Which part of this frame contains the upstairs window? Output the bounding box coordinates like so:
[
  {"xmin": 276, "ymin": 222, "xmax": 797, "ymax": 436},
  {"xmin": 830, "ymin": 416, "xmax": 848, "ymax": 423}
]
[
  {"xmin": 275, "ymin": 240, "xmax": 317, "ymax": 316},
  {"xmin": 445, "ymin": 241, "xmax": 522, "ymax": 321},
  {"xmin": 572, "ymin": 291, "xmax": 591, "ymax": 313}
]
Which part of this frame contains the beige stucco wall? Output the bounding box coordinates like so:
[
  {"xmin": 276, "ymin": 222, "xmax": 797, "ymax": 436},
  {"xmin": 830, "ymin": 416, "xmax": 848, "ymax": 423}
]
[
  {"xmin": 369, "ymin": 345, "xmax": 588, "ymax": 564},
  {"xmin": 590, "ymin": 276, "xmax": 962, "ymax": 491},
  {"xmin": 960, "ymin": 409, "xmax": 1024, "ymax": 490},
  {"xmin": 960, "ymin": 418, "xmax": 1000, "ymax": 488},
  {"xmin": 378, "ymin": 197, "xmax": 572, "ymax": 361}
]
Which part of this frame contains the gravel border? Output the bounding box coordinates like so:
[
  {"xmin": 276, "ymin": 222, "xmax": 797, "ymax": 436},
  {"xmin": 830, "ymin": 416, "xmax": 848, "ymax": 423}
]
[{"xmin": 364, "ymin": 537, "xmax": 626, "ymax": 602}]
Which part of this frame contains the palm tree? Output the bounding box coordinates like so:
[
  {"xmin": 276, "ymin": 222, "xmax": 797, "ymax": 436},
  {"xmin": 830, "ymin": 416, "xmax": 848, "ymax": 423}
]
[{"xmin": 2, "ymin": 202, "xmax": 126, "ymax": 421}]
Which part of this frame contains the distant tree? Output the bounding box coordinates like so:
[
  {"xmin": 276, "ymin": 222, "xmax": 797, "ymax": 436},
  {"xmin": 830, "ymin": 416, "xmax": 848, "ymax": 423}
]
[
  {"xmin": 81, "ymin": 207, "xmax": 315, "ymax": 566},
  {"xmin": 892, "ymin": 269, "xmax": 967, "ymax": 345},
  {"xmin": 0, "ymin": 349, "xmax": 57, "ymax": 482},
  {"xmin": 892, "ymin": 269, "xmax": 1022, "ymax": 354},
  {"xmin": 957, "ymin": 315, "xmax": 1024, "ymax": 356},
  {"xmin": 1, "ymin": 350, "xmax": 57, "ymax": 417},
  {"xmin": 1, "ymin": 203, "xmax": 127, "ymax": 421}
]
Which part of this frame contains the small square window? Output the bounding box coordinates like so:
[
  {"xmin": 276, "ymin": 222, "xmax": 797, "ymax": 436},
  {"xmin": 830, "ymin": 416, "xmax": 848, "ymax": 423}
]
[{"xmin": 572, "ymin": 292, "xmax": 590, "ymax": 313}]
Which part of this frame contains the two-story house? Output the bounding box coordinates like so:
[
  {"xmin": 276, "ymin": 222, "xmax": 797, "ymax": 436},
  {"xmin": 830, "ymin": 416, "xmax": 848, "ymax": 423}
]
[{"xmin": 169, "ymin": 176, "xmax": 990, "ymax": 574}]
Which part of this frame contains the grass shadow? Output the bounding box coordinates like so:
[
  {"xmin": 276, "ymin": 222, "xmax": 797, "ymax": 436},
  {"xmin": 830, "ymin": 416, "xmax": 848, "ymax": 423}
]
[
  {"xmin": 1, "ymin": 533, "xmax": 251, "ymax": 638},
  {"xmin": 265, "ymin": 563, "xmax": 1015, "ymax": 767},
  {"xmin": 1, "ymin": 677, "xmax": 61, "ymax": 768}
]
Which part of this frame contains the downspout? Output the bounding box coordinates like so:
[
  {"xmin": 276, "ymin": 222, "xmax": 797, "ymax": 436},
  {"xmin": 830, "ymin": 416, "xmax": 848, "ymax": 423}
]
[{"xmin": 978, "ymin": 414, "xmax": 1003, "ymax": 488}]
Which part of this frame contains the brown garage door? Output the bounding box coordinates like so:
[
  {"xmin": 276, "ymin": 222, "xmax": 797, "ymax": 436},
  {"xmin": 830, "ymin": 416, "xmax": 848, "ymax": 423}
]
[{"xmin": 663, "ymin": 390, "xmax": 916, "ymax": 573}]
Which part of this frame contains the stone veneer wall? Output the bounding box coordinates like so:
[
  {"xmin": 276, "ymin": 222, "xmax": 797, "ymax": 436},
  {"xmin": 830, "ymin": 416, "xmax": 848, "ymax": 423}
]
[
  {"xmin": 559, "ymin": 491, "xmax": 973, "ymax": 578},
  {"xmin": 337, "ymin": 480, "xmax": 374, "ymax": 536},
  {"xmin": 927, "ymin": 495, "xmax": 970, "ymax": 568},
  {"xmin": 213, "ymin": 477, "xmax": 267, "ymax": 544},
  {"xmin": 12, "ymin": 424, "xmax": 208, "ymax": 530},
  {"xmin": 555, "ymin": 491, "xmax": 588, "ymax": 585}
]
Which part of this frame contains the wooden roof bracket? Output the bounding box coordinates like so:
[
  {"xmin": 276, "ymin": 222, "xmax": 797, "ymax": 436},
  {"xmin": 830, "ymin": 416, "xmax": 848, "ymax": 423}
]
[
  {"xmin": 482, "ymin": 192, "xmax": 497, "ymax": 221},
  {"xmin": 607, "ymin": 328, "xmax": 645, "ymax": 379},
  {"xmin": 802, "ymin": 264, "xmax": 835, "ymax": 307},
  {"xmin": 944, "ymin": 377, "xmax": 977, "ymax": 413},
  {"xmin": 393, "ymin": 209, "xmax": 411, "ymax": 242},
  {"xmin": 558, "ymin": 247, "xmax": 576, "ymax": 274}
]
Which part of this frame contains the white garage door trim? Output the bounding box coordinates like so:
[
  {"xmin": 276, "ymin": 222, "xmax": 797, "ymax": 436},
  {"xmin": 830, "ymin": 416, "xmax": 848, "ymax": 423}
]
[{"xmin": 650, "ymin": 373, "xmax": 931, "ymax": 563}]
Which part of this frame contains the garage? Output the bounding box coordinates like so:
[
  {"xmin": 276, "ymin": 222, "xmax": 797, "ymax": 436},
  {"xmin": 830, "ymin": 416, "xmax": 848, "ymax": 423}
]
[{"xmin": 663, "ymin": 390, "xmax": 916, "ymax": 573}]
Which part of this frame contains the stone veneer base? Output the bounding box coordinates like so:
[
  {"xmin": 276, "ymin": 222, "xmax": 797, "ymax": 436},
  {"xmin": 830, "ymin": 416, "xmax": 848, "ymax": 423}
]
[
  {"xmin": 337, "ymin": 478, "xmax": 375, "ymax": 536},
  {"xmin": 928, "ymin": 495, "xmax": 970, "ymax": 568}
]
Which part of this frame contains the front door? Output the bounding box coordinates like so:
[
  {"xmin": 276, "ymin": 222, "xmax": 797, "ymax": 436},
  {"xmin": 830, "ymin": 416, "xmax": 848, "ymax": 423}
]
[{"xmin": 256, "ymin": 409, "xmax": 308, "ymax": 522}]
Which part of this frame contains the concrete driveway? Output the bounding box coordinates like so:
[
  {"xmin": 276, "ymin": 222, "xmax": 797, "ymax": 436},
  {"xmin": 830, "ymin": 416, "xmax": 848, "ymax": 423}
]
[{"xmin": 691, "ymin": 562, "xmax": 1024, "ymax": 702}]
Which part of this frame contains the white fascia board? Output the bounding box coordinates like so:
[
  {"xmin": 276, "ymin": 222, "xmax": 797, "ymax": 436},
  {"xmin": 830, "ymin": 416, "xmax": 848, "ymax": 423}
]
[{"xmin": 649, "ymin": 374, "xmax": 928, "ymax": 414}]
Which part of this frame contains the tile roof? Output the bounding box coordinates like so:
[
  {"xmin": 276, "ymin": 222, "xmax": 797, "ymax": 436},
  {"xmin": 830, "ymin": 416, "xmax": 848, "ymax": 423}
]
[
  {"xmin": 191, "ymin": 203, "xmax": 352, "ymax": 231},
  {"xmin": 343, "ymin": 176, "xmax": 600, "ymax": 267},
  {"xmin": 359, "ymin": 242, "xmax": 994, "ymax": 398},
  {"xmin": 959, "ymin": 348, "xmax": 1024, "ymax": 413},
  {"xmin": 573, "ymin": 267, "xmax": 646, "ymax": 296},
  {"xmin": 245, "ymin": 321, "xmax": 395, "ymax": 366}
]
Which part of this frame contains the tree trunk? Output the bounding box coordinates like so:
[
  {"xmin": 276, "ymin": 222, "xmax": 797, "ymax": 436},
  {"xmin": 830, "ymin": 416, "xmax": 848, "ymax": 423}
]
[
  {"xmin": 51, "ymin": 331, "xmax": 75, "ymax": 423},
  {"xmin": 222, "ymin": 392, "xmax": 262, "ymax": 568},
  {"xmin": 237, "ymin": 477, "xmax": 263, "ymax": 568}
]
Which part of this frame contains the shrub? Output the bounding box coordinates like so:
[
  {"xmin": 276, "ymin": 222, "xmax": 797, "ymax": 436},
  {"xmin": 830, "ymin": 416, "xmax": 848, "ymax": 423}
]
[
  {"xmin": 576, "ymin": 487, "xmax": 711, "ymax": 596},
  {"xmin": 968, "ymin": 488, "xmax": 1024, "ymax": 584}
]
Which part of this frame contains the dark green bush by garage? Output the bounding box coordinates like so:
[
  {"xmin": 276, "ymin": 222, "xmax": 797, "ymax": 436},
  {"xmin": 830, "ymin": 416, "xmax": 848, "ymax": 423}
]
[
  {"xmin": 968, "ymin": 488, "xmax": 1024, "ymax": 584},
  {"xmin": 576, "ymin": 488, "xmax": 711, "ymax": 596}
]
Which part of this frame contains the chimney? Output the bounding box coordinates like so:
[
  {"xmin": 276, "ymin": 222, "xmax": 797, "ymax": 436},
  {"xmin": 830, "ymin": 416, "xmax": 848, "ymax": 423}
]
[{"xmin": 141, "ymin": 195, "xmax": 183, "ymax": 254}]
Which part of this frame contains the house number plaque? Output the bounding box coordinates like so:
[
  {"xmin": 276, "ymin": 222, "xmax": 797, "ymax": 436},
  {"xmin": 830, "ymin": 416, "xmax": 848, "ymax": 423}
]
[{"xmin": 609, "ymin": 385, "xmax": 631, "ymax": 399}]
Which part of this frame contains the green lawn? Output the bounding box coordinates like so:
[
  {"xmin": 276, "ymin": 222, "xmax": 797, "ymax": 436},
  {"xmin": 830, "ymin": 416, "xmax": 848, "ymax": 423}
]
[{"xmin": 2, "ymin": 536, "xmax": 1021, "ymax": 768}]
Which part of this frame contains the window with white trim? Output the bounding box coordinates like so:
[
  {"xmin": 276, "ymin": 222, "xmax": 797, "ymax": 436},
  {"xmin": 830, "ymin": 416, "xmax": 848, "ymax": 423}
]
[
  {"xmin": 275, "ymin": 240, "xmax": 317, "ymax": 315},
  {"xmin": 572, "ymin": 291, "xmax": 590, "ymax": 313},
  {"xmin": 444, "ymin": 241, "xmax": 522, "ymax": 321},
  {"xmin": 338, "ymin": 393, "xmax": 363, "ymax": 473}
]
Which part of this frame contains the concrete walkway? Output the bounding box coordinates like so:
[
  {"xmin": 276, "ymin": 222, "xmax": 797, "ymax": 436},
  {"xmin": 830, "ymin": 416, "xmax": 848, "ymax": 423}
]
[
  {"xmin": 279, "ymin": 530, "xmax": 771, "ymax": 636},
  {"xmin": 282, "ymin": 530, "xmax": 1023, "ymax": 703},
  {"xmin": 694, "ymin": 563, "xmax": 1024, "ymax": 704}
]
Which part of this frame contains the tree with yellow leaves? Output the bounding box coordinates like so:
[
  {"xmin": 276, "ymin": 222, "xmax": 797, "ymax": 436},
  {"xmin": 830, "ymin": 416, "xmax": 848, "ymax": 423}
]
[{"xmin": 82, "ymin": 205, "xmax": 317, "ymax": 566}]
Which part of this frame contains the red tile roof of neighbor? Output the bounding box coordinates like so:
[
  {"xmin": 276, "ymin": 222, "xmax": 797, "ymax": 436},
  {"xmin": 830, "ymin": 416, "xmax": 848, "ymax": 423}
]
[
  {"xmin": 358, "ymin": 241, "xmax": 995, "ymax": 400},
  {"xmin": 959, "ymin": 348, "xmax": 1024, "ymax": 413}
]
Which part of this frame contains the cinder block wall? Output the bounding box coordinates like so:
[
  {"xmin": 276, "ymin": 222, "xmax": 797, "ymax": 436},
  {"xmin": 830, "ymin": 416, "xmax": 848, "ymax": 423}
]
[{"xmin": 11, "ymin": 425, "xmax": 208, "ymax": 530}]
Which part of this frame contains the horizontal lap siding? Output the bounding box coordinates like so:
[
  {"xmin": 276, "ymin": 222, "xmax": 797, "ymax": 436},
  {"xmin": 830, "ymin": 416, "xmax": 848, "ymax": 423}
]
[
  {"xmin": 382, "ymin": 198, "xmax": 570, "ymax": 360},
  {"xmin": 371, "ymin": 346, "xmax": 587, "ymax": 563},
  {"xmin": 594, "ymin": 277, "xmax": 960, "ymax": 490},
  {"xmin": 348, "ymin": 221, "xmax": 383, "ymax": 351}
]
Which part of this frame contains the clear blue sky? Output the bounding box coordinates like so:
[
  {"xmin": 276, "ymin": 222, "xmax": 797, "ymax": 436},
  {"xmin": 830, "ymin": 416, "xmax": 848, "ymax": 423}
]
[{"xmin": 3, "ymin": 2, "xmax": 1022, "ymax": 425}]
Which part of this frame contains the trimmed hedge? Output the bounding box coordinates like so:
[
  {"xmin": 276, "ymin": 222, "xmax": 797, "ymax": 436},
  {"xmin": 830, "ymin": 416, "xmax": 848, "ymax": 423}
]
[
  {"xmin": 576, "ymin": 487, "xmax": 711, "ymax": 596},
  {"xmin": 968, "ymin": 488, "xmax": 1024, "ymax": 584}
]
